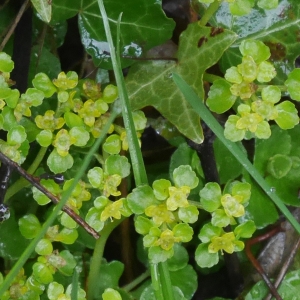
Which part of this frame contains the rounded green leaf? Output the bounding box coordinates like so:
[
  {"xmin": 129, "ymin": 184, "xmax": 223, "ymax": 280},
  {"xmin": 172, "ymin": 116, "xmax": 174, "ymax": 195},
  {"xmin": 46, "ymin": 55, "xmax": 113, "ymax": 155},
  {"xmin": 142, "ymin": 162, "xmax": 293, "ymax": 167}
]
[
  {"xmin": 0, "ymin": 52, "xmax": 14, "ymax": 72},
  {"xmin": 32, "ymin": 262, "xmax": 53, "ymax": 284},
  {"xmin": 56, "ymin": 250, "xmax": 77, "ymax": 276},
  {"xmin": 152, "ymin": 179, "xmax": 171, "ymax": 200},
  {"xmin": 178, "ymin": 205, "xmax": 199, "ymax": 223},
  {"xmin": 198, "ymin": 223, "xmax": 223, "ymax": 243},
  {"xmin": 224, "ymin": 115, "xmax": 245, "ymax": 142},
  {"xmin": 105, "ymin": 154, "xmax": 131, "ymax": 177},
  {"xmin": 239, "ymin": 39, "xmax": 270, "ymax": 63},
  {"xmin": 102, "ymin": 84, "xmax": 118, "ymax": 103},
  {"xmin": 56, "ymin": 228, "xmax": 78, "ymax": 245},
  {"xmin": 47, "ymin": 282, "xmax": 64, "ymax": 300},
  {"xmin": 257, "ymin": 0, "xmax": 278, "ymax": 9},
  {"xmin": 207, "ymin": 79, "xmax": 237, "ymax": 113},
  {"xmin": 148, "ymin": 245, "xmax": 174, "ymax": 264},
  {"xmin": 211, "ymin": 209, "xmax": 231, "ymax": 227},
  {"xmin": 285, "ymin": 69, "xmax": 300, "ymax": 101},
  {"xmin": 267, "ymin": 154, "xmax": 292, "ymax": 179},
  {"xmin": 173, "ymin": 165, "xmax": 199, "ymax": 189},
  {"xmin": 275, "ymin": 101, "xmax": 299, "ymax": 129},
  {"xmin": 173, "ymin": 223, "xmax": 193, "ymax": 242},
  {"xmin": 32, "ymin": 73, "xmax": 57, "ymax": 97},
  {"xmin": 69, "ymin": 126, "xmax": 90, "ymax": 146},
  {"xmin": 195, "ymin": 243, "xmax": 219, "ymax": 268},
  {"xmin": 134, "ymin": 216, "xmax": 153, "ymax": 235},
  {"xmin": 234, "ymin": 220, "xmax": 256, "ymax": 239},
  {"xmin": 7, "ymin": 125, "xmax": 27, "ymax": 145},
  {"xmin": 87, "ymin": 167, "xmax": 104, "ymax": 188},
  {"xmin": 261, "ymin": 85, "xmax": 281, "ymax": 104},
  {"xmin": 103, "ymin": 134, "xmax": 121, "ymax": 154},
  {"xmin": 35, "ymin": 238, "xmax": 53, "ymax": 256},
  {"xmin": 102, "ymin": 288, "xmax": 122, "ymax": 300},
  {"xmin": 85, "ymin": 207, "xmax": 104, "ymax": 232},
  {"xmin": 36, "ymin": 129, "xmax": 53, "ymax": 147},
  {"xmin": 127, "ymin": 185, "xmax": 158, "ymax": 214},
  {"xmin": 64, "ymin": 111, "xmax": 84, "ymax": 128},
  {"xmin": 133, "ymin": 110, "xmax": 147, "ymax": 131},
  {"xmin": 167, "ymin": 243, "xmax": 189, "ymax": 271},
  {"xmin": 47, "ymin": 149, "xmax": 74, "ymax": 173},
  {"xmin": 199, "ymin": 182, "xmax": 222, "ymax": 212},
  {"xmin": 60, "ymin": 212, "xmax": 78, "ymax": 229},
  {"xmin": 18, "ymin": 214, "xmax": 41, "ymax": 239}
]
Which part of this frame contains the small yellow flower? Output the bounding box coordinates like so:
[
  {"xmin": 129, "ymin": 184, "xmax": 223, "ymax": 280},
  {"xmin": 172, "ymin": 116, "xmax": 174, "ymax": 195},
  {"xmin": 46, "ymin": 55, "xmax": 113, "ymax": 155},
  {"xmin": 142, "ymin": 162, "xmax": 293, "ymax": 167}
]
[
  {"xmin": 166, "ymin": 186, "xmax": 190, "ymax": 211},
  {"xmin": 208, "ymin": 232, "xmax": 236, "ymax": 254},
  {"xmin": 145, "ymin": 204, "xmax": 175, "ymax": 226},
  {"xmin": 101, "ymin": 199, "xmax": 123, "ymax": 222}
]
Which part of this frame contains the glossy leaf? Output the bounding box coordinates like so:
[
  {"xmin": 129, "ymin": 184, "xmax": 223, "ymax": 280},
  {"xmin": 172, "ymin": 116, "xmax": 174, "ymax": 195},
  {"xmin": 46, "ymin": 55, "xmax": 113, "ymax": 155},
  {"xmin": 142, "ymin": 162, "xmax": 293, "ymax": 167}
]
[
  {"xmin": 31, "ymin": 0, "xmax": 52, "ymax": 23},
  {"xmin": 127, "ymin": 23, "xmax": 237, "ymax": 143},
  {"xmin": 195, "ymin": 243, "xmax": 219, "ymax": 268},
  {"xmin": 170, "ymin": 264, "xmax": 198, "ymax": 299},
  {"xmin": 105, "ymin": 154, "xmax": 131, "ymax": 178},
  {"xmin": 218, "ymin": 0, "xmax": 300, "ymax": 83}
]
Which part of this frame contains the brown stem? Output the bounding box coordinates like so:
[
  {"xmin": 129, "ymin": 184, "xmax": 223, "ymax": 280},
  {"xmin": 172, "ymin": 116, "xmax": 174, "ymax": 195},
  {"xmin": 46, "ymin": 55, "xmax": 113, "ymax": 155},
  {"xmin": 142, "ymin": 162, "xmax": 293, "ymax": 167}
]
[
  {"xmin": 0, "ymin": 151, "xmax": 100, "ymax": 239},
  {"xmin": 245, "ymin": 227, "xmax": 283, "ymax": 300},
  {"xmin": 264, "ymin": 236, "xmax": 300, "ymax": 300},
  {"xmin": 0, "ymin": 0, "xmax": 30, "ymax": 51}
]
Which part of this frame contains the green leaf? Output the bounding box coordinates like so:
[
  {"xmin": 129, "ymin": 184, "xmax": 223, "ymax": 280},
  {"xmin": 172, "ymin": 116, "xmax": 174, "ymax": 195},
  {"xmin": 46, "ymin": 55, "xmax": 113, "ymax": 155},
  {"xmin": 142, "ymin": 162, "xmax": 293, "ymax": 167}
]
[
  {"xmin": 85, "ymin": 207, "xmax": 104, "ymax": 232},
  {"xmin": 31, "ymin": 0, "xmax": 52, "ymax": 23},
  {"xmin": 7, "ymin": 125, "xmax": 27, "ymax": 145},
  {"xmin": 87, "ymin": 167, "xmax": 104, "ymax": 188},
  {"xmin": 195, "ymin": 243, "xmax": 219, "ymax": 268},
  {"xmin": 267, "ymin": 154, "xmax": 292, "ymax": 179},
  {"xmin": 170, "ymin": 264, "xmax": 198, "ymax": 299},
  {"xmin": 92, "ymin": 260, "xmax": 124, "ymax": 296},
  {"xmin": 47, "ymin": 148, "xmax": 74, "ymax": 173},
  {"xmin": 173, "ymin": 165, "xmax": 199, "ymax": 189},
  {"xmin": 173, "ymin": 223, "xmax": 193, "ymax": 242},
  {"xmin": 127, "ymin": 185, "xmax": 158, "ymax": 214},
  {"xmin": 242, "ymin": 173, "xmax": 278, "ymax": 228},
  {"xmin": 0, "ymin": 52, "xmax": 14, "ymax": 72},
  {"xmin": 0, "ymin": 211, "xmax": 30, "ymax": 260},
  {"xmin": 57, "ymin": 250, "xmax": 77, "ymax": 276},
  {"xmin": 77, "ymin": 0, "xmax": 175, "ymax": 69},
  {"xmin": 18, "ymin": 214, "xmax": 42, "ymax": 239},
  {"xmin": 167, "ymin": 243, "xmax": 189, "ymax": 272},
  {"xmin": 134, "ymin": 216, "xmax": 153, "ymax": 235},
  {"xmin": 105, "ymin": 155, "xmax": 131, "ymax": 178},
  {"xmin": 254, "ymin": 125, "xmax": 291, "ymax": 175},
  {"xmin": 199, "ymin": 182, "xmax": 222, "ymax": 212},
  {"xmin": 127, "ymin": 23, "xmax": 237, "ymax": 143},
  {"xmin": 213, "ymin": 137, "xmax": 244, "ymax": 184},
  {"xmin": 103, "ymin": 134, "xmax": 121, "ymax": 154},
  {"xmin": 148, "ymin": 246, "xmax": 174, "ymax": 264},
  {"xmin": 198, "ymin": 223, "xmax": 223, "ymax": 243},
  {"xmin": 275, "ymin": 101, "xmax": 299, "ymax": 129},
  {"xmin": 245, "ymin": 270, "xmax": 300, "ymax": 300},
  {"xmin": 234, "ymin": 220, "xmax": 256, "ymax": 239},
  {"xmin": 32, "ymin": 73, "xmax": 57, "ymax": 98},
  {"xmin": 219, "ymin": 1, "xmax": 300, "ymax": 84},
  {"xmin": 102, "ymin": 288, "xmax": 122, "ymax": 300},
  {"xmin": 206, "ymin": 79, "xmax": 237, "ymax": 113}
]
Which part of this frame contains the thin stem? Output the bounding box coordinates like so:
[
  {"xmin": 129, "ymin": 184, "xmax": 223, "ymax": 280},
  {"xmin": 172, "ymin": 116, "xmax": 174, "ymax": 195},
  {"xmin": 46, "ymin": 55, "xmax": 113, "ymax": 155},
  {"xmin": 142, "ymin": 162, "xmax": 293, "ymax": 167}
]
[
  {"xmin": 0, "ymin": 151, "xmax": 99, "ymax": 239},
  {"xmin": 0, "ymin": 0, "xmax": 30, "ymax": 51},
  {"xmin": 173, "ymin": 73, "xmax": 300, "ymax": 234},
  {"xmin": 159, "ymin": 261, "xmax": 174, "ymax": 299},
  {"xmin": 87, "ymin": 218, "xmax": 123, "ymax": 300},
  {"xmin": 150, "ymin": 264, "xmax": 164, "ymax": 300},
  {"xmin": 5, "ymin": 146, "xmax": 48, "ymax": 202},
  {"xmin": 97, "ymin": 0, "xmax": 147, "ymax": 186},
  {"xmin": 122, "ymin": 270, "xmax": 150, "ymax": 292},
  {"xmin": 198, "ymin": 0, "xmax": 221, "ymax": 27},
  {"xmin": 0, "ymin": 111, "xmax": 117, "ymax": 297}
]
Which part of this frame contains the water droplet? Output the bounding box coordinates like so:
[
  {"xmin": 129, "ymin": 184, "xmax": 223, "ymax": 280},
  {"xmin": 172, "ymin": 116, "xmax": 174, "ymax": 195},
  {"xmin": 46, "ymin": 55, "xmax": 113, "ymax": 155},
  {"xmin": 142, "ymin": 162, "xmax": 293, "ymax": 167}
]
[{"xmin": 270, "ymin": 187, "xmax": 276, "ymax": 193}]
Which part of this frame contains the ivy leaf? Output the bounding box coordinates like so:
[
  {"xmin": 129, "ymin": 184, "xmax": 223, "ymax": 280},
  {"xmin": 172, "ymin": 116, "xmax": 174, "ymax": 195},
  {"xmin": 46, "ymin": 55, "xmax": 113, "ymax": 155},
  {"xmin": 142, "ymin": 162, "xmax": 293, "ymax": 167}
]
[
  {"xmin": 127, "ymin": 24, "xmax": 237, "ymax": 143},
  {"xmin": 52, "ymin": 0, "xmax": 175, "ymax": 69},
  {"xmin": 217, "ymin": 0, "xmax": 300, "ymax": 83},
  {"xmin": 31, "ymin": 0, "xmax": 52, "ymax": 23}
]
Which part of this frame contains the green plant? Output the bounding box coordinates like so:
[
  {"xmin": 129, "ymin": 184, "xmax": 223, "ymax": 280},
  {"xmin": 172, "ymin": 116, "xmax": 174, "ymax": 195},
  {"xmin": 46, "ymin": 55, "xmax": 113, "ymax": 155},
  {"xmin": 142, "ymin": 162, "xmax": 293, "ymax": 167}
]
[{"xmin": 1, "ymin": 0, "xmax": 300, "ymax": 299}]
